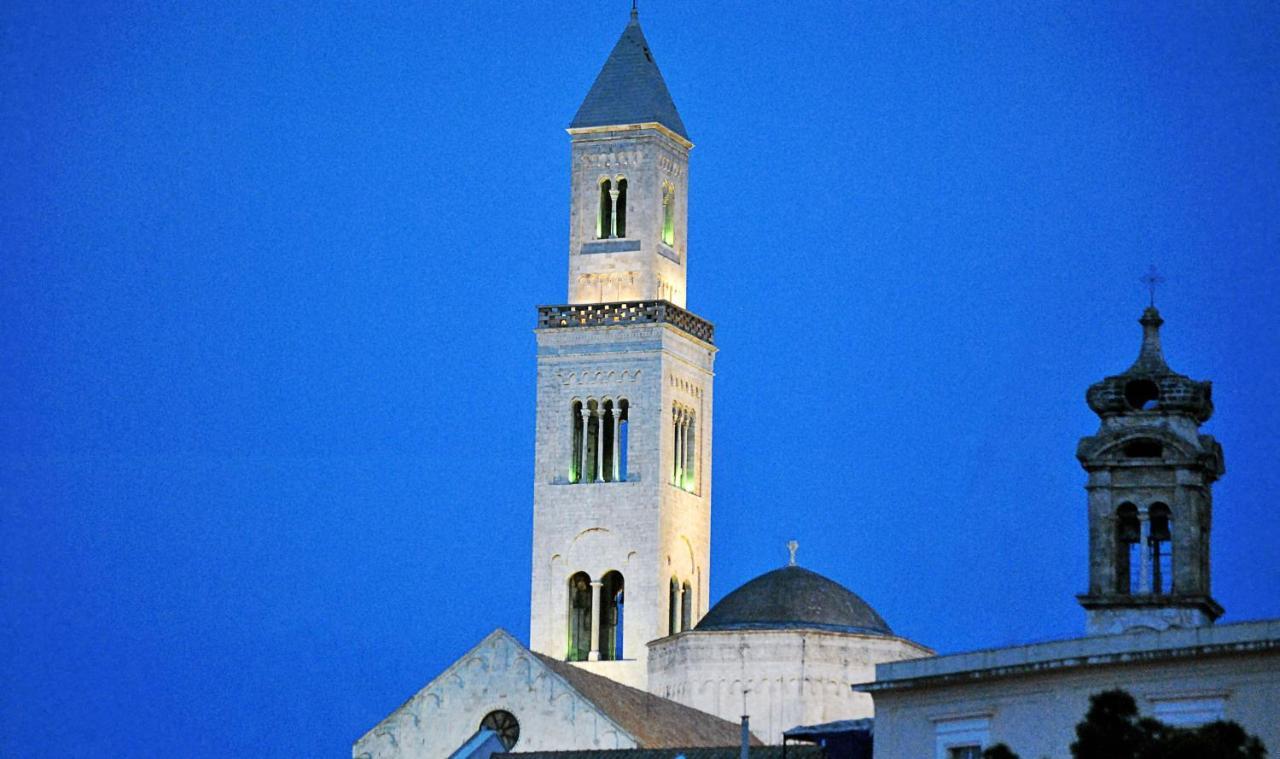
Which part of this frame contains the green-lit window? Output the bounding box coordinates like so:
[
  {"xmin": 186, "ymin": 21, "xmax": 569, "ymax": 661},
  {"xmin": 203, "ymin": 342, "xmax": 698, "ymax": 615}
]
[
  {"xmin": 597, "ymin": 179, "xmax": 612, "ymax": 239},
  {"xmin": 661, "ymin": 184, "xmax": 675, "ymax": 246}
]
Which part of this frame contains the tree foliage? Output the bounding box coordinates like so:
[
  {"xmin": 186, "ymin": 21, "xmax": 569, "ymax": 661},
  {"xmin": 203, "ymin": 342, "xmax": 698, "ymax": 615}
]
[
  {"xmin": 982, "ymin": 744, "xmax": 1020, "ymax": 759},
  {"xmin": 1069, "ymin": 689, "xmax": 1266, "ymax": 759}
]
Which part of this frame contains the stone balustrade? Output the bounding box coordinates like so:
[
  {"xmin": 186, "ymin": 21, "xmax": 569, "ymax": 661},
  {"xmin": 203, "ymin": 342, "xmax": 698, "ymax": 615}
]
[{"xmin": 537, "ymin": 300, "xmax": 714, "ymax": 344}]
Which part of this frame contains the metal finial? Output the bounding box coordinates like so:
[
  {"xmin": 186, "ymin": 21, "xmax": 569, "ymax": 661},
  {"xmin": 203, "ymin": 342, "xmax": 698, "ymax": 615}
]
[
  {"xmin": 1140, "ymin": 265, "xmax": 1165, "ymax": 308},
  {"xmin": 631, "ymin": 1, "xmax": 638, "ymax": 19},
  {"xmin": 787, "ymin": 540, "xmax": 799, "ymax": 567}
]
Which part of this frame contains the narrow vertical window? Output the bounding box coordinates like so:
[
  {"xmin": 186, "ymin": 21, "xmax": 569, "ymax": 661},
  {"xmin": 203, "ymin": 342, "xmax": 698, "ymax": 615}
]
[
  {"xmin": 567, "ymin": 572, "xmax": 593, "ymax": 661},
  {"xmin": 585, "ymin": 401, "xmax": 600, "ymax": 483},
  {"xmin": 570, "ymin": 401, "xmax": 583, "ymax": 483},
  {"xmin": 1116, "ymin": 503, "xmax": 1139, "ymax": 594},
  {"xmin": 598, "ymin": 571, "xmax": 624, "ymax": 660},
  {"xmin": 597, "ymin": 179, "xmax": 612, "ymax": 239},
  {"xmin": 615, "ymin": 178, "xmax": 628, "ymax": 237},
  {"xmin": 681, "ymin": 580, "xmax": 692, "ymax": 631},
  {"xmin": 617, "ymin": 399, "xmax": 629, "ymax": 482},
  {"xmin": 661, "ymin": 184, "xmax": 675, "ymax": 246},
  {"xmin": 668, "ymin": 577, "xmax": 679, "ymax": 635},
  {"xmin": 671, "ymin": 404, "xmax": 697, "ymax": 493},
  {"xmin": 1149, "ymin": 503, "xmax": 1172, "ymax": 594},
  {"xmin": 601, "ymin": 400, "xmax": 615, "ymax": 483},
  {"xmin": 683, "ymin": 412, "xmax": 696, "ymax": 491}
]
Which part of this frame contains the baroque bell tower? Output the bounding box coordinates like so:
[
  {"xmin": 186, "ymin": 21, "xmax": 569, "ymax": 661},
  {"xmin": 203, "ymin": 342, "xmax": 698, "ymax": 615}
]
[
  {"xmin": 1077, "ymin": 305, "xmax": 1224, "ymax": 635},
  {"xmin": 528, "ymin": 9, "xmax": 714, "ymax": 690}
]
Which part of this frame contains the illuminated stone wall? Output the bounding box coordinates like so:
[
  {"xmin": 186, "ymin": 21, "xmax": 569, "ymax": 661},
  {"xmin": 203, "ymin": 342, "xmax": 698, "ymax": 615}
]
[
  {"xmin": 648, "ymin": 628, "xmax": 932, "ymax": 745},
  {"xmin": 528, "ymin": 318, "xmax": 715, "ymax": 692},
  {"xmin": 566, "ymin": 125, "xmax": 690, "ymax": 308}
]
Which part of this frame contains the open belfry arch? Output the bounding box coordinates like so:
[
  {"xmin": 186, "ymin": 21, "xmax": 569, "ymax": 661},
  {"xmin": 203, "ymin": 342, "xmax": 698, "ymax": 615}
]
[{"xmin": 528, "ymin": 7, "xmax": 714, "ymax": 690}]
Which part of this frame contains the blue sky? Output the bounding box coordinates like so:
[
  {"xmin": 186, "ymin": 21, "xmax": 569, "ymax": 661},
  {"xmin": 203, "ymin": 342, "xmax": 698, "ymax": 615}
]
[{"xmin": 2, "ymin": 1, "xmax": 1278, "ymax": 756}]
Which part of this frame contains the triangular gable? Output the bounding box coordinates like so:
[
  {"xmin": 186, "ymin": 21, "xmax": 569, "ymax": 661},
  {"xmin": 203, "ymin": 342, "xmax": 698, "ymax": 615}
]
[{"xmin": 354, "ymin": 629, "xmax": 639, "ymax": 758}]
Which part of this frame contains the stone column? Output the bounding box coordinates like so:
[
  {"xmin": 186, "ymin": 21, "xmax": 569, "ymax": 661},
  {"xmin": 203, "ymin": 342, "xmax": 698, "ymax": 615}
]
[
  {"xmin": 580, "ymin": 406, "xmax": 591, "ymax": 483},
  {"xmin": 588, "ymin": 581, "xmax": 603, "ymax": 661},
  {"xmin": 612, "ymin": 406, "xmax": 622, "ymax": 482},
  {"xmin": 609, "ymin": 189, "xmax": 620, "ymax": 238}
]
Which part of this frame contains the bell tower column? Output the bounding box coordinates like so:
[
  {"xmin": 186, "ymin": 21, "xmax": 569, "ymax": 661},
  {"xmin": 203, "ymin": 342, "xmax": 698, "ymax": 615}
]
[{"xmin": 528, "ymin": 8, "xmax": 713, "ymax": 691}]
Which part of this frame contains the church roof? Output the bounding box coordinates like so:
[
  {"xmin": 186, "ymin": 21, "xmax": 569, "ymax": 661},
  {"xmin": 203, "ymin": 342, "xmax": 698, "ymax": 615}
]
[
  {"xmin": 695, "ymin": 566, "xmax": 894, "ymax": 636},
  {"xmin": 534, "ymin": 652, "xmax": 756, "ymax": 748},
  {"xmin": 570, "ymin": 10, "xmax": 690, "ymax": 141}
]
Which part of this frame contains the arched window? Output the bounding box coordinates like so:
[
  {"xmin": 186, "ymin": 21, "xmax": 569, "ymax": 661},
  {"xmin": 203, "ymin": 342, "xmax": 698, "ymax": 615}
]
[
  {"xmin": 681, "ymin": 580, "xmax": 692, "ymax": 631},
  {"xmin": 1116, "ymin": 503, "xmax": 1140, "ymax": 594},
  {"xmin": 615, "ymin": 178, "xmax": 628, "ymax": 237},
  {"xmin": 668, "ymin": 577, "xmax": 680, "ymax": 635},
  {"xmin": 672, "ymin": 404, "xmax": 697, "ymax": 492},
  {"xmin": 1149, "ymin": 503, "xmax": 1172, "ymax": 594},
  {"xmin": 598, "ymin": 571, "xmax": 625, "ymax": 660},
  {"xmin": 597, "ymin": 179, "xmax": 612, "ymax": 239},
  {"xmin": 661, "ymin": 184, "xmax": 675, "ymax": 246},
  {"xmin": 567, "ymin": 572, "xmax": 592, "ymax": 661},
  {"xmin": 569, "ymin": 401, "xmax": 584, "ymax": 483},
  {"xmin": 570, "ymin": 397, "xmax": 628, "ymax": 484}
]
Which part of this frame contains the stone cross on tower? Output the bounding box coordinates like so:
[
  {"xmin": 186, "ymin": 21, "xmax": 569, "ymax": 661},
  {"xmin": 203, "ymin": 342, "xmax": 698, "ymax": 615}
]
[
  {"xmin": 1140, "ymin": 265, "xmax": 1165, "ymax": 307},
  {"xmin": 787, "ymin": 540, "xmax": 799, "ymax": 567}
]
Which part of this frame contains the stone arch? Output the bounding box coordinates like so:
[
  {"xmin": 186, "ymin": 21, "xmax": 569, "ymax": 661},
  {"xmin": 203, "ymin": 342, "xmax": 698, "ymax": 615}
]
[{"xmin": 567, "ymin": 571, "xmax": 593, "ymax": 662}]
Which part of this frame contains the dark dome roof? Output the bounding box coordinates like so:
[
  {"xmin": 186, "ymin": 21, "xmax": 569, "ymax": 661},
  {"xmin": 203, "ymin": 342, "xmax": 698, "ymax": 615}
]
[{"xmin": 695, "ymin": 566, "xmax": 893, "ymax": 636}]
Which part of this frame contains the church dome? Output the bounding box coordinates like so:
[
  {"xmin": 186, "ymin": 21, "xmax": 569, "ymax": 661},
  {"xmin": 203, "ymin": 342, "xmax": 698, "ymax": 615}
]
[{"xmin": 695, "ymin": 566, "xmax": 894, "ymax": 636}]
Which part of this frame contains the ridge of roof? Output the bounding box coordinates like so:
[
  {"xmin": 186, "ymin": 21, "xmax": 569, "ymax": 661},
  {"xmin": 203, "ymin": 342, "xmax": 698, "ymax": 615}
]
[
  {"xmin": 533, "ymin": 652, "xmax": 757, "ymax": 748},
  {"xmin": 570, "ymin": 13, "xmax": 689, "ymax": 141}
]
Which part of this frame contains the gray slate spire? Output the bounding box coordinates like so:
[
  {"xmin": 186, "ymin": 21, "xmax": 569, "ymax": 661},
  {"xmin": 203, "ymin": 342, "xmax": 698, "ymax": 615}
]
[{"xmin": 570, "ymin": 10, "xmax": 690, "ymax": 141}]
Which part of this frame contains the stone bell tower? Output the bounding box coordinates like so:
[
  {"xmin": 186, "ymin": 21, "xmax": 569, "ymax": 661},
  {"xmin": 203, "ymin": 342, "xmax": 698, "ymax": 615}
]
[
  {"xmin": 528, "ymin": 9, "xmax": 714, "ymax": 691},
  {"xmin": 1077, "ymin": 305, "xmax": 1224, "ymax": 635}
]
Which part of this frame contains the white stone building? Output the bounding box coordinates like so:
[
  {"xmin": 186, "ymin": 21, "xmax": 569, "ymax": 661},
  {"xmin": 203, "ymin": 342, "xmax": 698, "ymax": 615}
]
[
  {"xmin": 860, "ymin": 310, "xmax": 1280, "ymax": 759},
  {"xmin": 649, "ymin": 563, "xmax": 931, "ymax": 745}
]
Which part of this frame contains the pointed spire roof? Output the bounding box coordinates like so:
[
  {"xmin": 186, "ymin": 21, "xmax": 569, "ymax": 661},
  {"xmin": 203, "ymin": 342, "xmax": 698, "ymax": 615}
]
[
  {"xmin": 570, "ymin": 10, "xmax": 690, "ymax": 141},
  {"xmin": 1126, "ymin": 306, "xmax": 1170, "ymax": 374}
]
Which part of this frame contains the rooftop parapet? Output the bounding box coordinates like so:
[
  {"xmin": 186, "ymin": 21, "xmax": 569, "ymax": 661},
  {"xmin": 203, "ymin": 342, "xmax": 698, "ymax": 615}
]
[{"xmin": 537, "ymin": 300, "xmax": 714, "ymax": 344}]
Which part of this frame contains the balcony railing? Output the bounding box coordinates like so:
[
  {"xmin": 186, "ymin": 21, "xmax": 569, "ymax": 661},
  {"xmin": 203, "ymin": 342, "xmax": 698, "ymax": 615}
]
[{"xmin": 537, "ymin": 300, "xmax": 715, "ymax": 344}]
